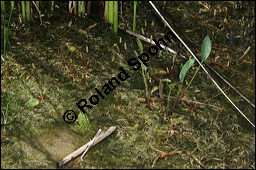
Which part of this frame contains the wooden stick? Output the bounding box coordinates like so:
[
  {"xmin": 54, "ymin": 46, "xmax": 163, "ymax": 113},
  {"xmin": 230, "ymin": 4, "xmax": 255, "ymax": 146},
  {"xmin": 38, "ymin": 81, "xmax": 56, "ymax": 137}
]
[{"xmin": 57, "ymin": 126, "xmax": 117, "ymax": 168}]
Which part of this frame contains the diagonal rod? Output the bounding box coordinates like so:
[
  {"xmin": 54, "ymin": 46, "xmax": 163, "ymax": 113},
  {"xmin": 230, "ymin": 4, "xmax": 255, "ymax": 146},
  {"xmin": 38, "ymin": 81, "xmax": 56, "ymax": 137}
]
[{"xmin": 148, "ymin": 1, "xmax": 254, "ymax": 128}]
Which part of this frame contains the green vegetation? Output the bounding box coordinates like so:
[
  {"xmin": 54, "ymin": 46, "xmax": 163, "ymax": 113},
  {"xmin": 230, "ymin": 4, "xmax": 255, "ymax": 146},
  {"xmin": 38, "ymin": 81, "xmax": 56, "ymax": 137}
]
[
  {"xmin": 107, "ymin": 1, "xmax": 114, "ymax": 24},
  {"xmin": 187, "ymin": 36, "xmax": 211, "ymax": 88},
  {"xmin": 1, "ymin": 1, "xmax": 254, "ymax": 169},
  {"xmin": 72, "ymin": 112, "xmax": 92, "ymax": 133},
  {"xmin": 113, "ymin": 1, "xmax": 118, "ymax": 33},
  {"xmin": 179, "ymin": 58, "xmax": 195, "ymax": 84},
  {"xmin": 2, "ymin": 2, "xmax": 13, "ymax": 54},
  {"xmin": 135, "ymin": 38, "xmax": 151, "ymax": 109},
  {"xmin": 106, "ymin": 1, "xmax": 119, "ymax": 33},
  {"xmin": 179, "ymin": 35, "xmax": 211, "ymax": 88},
  {"xmin": 133, "ymin": 1, "xmax": 137, "ymax": 32},
  {"xmin": 25, "ymin": 98, "xmax": 40, "ymax": 108},
  {"xmin": 1, "ymin": 58, "xmax": 19, "ymax": 133}
]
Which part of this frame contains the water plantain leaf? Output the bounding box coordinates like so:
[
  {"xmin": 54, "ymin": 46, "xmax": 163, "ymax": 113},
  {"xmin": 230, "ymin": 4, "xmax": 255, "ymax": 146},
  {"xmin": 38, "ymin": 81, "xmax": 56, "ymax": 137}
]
[
  {"xmin": 201, "ymin": 36, "xmax": 211, "ymax": 61},
  {"xmin": 25, "ymin": 98, "xmax": 39, "ymax": 107},
  {"xmin": 179, "ymin": 58, "xmax": 195, "ymax": 84}
]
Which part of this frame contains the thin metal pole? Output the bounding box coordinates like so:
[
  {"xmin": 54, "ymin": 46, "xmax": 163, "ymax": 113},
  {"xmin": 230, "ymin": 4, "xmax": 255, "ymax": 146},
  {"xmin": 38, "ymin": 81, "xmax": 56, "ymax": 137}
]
[{"xmin": 148, "ymin": 1, "xmax": 255, "ymax": 128}]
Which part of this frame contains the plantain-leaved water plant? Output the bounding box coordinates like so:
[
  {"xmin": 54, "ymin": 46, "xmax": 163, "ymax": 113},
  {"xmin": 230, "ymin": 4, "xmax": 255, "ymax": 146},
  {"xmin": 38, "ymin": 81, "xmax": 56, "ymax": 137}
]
[
  {"xmin": 179, "ymin": 35, "xmax": 211, "ymax": 88},
  {"xmin": 173, "ymin": 36, "xmax": 211, "ymax": 111}
]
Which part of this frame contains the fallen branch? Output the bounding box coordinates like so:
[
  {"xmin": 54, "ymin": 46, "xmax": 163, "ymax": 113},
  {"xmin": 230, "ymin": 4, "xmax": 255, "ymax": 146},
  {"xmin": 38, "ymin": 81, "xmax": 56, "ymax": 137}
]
[{"xmin": 57, "ymin": 126, "xmax": 117, "ymax": 168}]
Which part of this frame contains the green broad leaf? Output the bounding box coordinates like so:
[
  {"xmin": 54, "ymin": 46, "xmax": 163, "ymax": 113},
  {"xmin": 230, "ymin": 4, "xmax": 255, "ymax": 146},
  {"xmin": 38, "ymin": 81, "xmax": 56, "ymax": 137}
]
[
  {"xmin": 151, "ymin": 86, "xmax": 159, "ymax": 94},
  {"xmin": 25, "ymin": 98, "xmax": 39, "ymax": 107},
  {"xmin": 179, "ymin": 58, "xmax": 195, "ymax": 84},
  {"xmin": 201, "ymin": 36, "xmax": 211, "ymax": 61}
]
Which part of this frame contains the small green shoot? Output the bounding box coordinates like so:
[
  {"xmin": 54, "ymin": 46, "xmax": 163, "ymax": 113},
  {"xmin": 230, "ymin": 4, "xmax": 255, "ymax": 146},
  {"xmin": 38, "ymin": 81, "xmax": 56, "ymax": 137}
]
[
  {"xmin": 134, "ymin": 51, "xmax": 150, "ymax": 109},
  {"xmin": 179, "ymin": 35, "xmax": 211, "ymax": 88},
  {"xmin": 187, "ymin": 35, "xmax": 211, "ymax": 88},
  {"xmin": 162, "ymin": 79, "xmax": 176, "ymax": 117},
  {"xmin": 133, "ymin": 1, "xmax": 137, "ymax": 32},
  {"xmin": 166, "ymin": 83, "xmax": 176, "ymax": 110},
  {"xmin": 159, "ymin": 78, "xmax": 163, "ymax": 112},
  {"xmin": 134, "ymin": 39, "xmax": 151, "ymax": 109},
  {"xmin": 175, "ymin": 36, "xmax": 211, "ymax": 111}
]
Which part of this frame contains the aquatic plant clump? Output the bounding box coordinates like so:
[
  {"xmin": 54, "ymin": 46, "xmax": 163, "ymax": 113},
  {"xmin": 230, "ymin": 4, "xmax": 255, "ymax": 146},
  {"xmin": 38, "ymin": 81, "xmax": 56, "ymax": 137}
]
[{"xmin": 72, "ymin": 112, "xmax": 92, "ymax": 133}]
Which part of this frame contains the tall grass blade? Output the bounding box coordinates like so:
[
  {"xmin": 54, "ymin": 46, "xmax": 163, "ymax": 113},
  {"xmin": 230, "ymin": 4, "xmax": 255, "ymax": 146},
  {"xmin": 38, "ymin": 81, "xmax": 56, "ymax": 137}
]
[
  {"xmin": 108, "ymin": 1, "xmax": 114, "ymax": 24},
  {"xmin": 1, "ymin": 1, "xmax": 5, "ymax": 11},
  {"xmin": 113, "ymin": 1, "xmax": 118, "ymax": 33},
  {"xmin": 21, "ymin": 1, "xmax": 25, "ymax": 21},
  {"xmin": 133, "ymin": 1, "xmax": 137, "ymax": 32},
  {"xmin": 26, "ymin": 1, "xmax": 30, "ymax": 20},
  {"xmin": 11, "ymin": 1, "xmax": 15, "ymax": 9}
]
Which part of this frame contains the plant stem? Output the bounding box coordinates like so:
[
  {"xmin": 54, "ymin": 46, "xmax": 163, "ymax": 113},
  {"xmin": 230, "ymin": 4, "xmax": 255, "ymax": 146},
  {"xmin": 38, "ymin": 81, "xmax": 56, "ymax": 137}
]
[
  {"xmin": 142, "ymin": 71, "xmax": 151, "ymax": 109},
  {"xmin": 1, "ymin": 1, "xmax": 5, "ymax": 11},
  {"xmin": 108, "ymin": 1, "xmax": 114, "ymax": 24},
  {"xmin": 26, "ymin": 1, "xmax": 30, "ymax": 21},
  {"xmin": 172, "ymin": 84, "xmax": 183, "ymax": 112},
  {"xmin": 187, "ymin": 60, "xmax": 204, "ymax": 89},
  {"xmin": 21, "ymin": 1, "xmax": 25, "ymax": 21},
  {"xmin": 113, "ymin": 1, "xmax": 118, "ymax": 33},
  {"xmin": 133, "ymin": 1, "xmax": 137, "ymax": 32}
]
